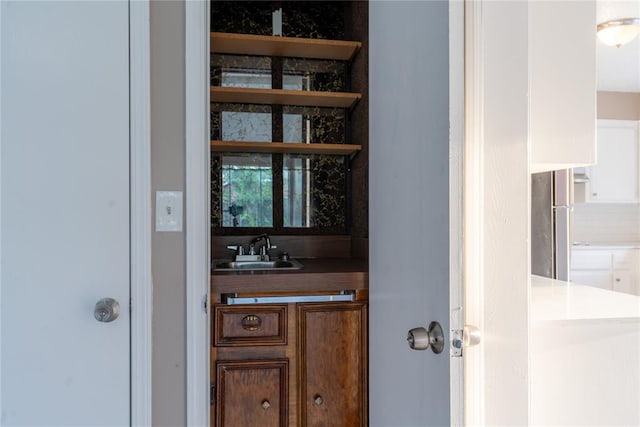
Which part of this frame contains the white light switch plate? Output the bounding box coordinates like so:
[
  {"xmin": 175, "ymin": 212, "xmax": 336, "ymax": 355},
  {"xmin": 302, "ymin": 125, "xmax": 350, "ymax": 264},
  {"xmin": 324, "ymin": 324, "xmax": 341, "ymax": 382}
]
[{"xmin": 156, "ymin": 191, "xmax": 183, "ymax": 232}]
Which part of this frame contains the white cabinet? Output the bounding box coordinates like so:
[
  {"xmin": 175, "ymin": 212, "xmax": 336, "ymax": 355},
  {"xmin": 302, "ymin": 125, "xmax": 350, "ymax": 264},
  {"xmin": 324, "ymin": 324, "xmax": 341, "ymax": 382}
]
[
  {"xmin": 571, "ymin": 246, "xmax": 640, "ymax": 295},
  {"xmin": 571, "ymin": 269, "xmax": 612, "ymax": 290},
  {"xmin": 571, "ymin": 249, "xmax": 613, "ymax": 290},
  {"xmin": 587, "ymin": 120, "xmax": 639, "ymax": 203},
  {"xmin": 611, "ymin": 248, "xmax": 639, "ymax": 294},
  {"xmin": 529, "ymin": 0, "xmax": 596, "ymax": 173},
  {"xmin": 612, "ymin": 269, "xmax": 635, "ymax": 295}
]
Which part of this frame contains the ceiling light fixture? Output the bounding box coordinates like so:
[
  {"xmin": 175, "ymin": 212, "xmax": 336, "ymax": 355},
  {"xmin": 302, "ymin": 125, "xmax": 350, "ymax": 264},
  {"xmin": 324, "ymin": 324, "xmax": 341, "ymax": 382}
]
[{"xmin": 597, "ymin": 17, "xmax": 640, "ymax": 47}]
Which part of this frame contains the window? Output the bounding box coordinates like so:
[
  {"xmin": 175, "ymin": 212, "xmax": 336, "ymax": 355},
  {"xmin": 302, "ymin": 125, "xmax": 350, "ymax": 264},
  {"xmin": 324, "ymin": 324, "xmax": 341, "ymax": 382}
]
[
  {"xmin": 221, "ymin": 154, "xmax": 273, "ymax": 227},
  {"xmin": 212, "ymin": 151, "xmax": 346, "ymax": 232}
]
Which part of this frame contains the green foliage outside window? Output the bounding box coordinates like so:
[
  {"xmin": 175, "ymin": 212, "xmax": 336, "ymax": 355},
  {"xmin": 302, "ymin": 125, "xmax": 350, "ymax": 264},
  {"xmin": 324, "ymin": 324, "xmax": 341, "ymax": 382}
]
[{"xmin": 222, "ymin": 163, "xmax": 273, "ymax": 227}]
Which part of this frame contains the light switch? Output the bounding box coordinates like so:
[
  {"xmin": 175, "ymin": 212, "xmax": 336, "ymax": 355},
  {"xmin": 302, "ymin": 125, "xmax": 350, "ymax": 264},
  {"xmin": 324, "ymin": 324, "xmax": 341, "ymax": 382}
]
[{"xmin": 156, "ymin": 191, "xmax": 183, "ymax": 232}]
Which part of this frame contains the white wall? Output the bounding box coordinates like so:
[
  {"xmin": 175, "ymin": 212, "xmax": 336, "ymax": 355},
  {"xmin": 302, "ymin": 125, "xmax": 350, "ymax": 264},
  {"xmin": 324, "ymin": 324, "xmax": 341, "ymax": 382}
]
[{"xmin": 150, "ymin": 2, "xmax": 187, "ymax": 426}]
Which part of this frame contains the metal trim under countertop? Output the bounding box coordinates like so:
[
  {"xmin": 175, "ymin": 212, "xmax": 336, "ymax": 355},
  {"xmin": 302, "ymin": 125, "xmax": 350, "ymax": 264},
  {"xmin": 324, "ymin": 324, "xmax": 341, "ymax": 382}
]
[{"xmin": 223, "ymin": 291, "xmax": 355, "ymax": 305}]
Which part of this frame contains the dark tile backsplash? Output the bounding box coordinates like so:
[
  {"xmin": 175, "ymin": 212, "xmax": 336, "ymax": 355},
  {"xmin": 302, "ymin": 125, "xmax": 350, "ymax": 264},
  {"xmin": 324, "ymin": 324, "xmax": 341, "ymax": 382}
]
[
  {"xmin": 281, "ymin": 1, "xmax": 345, "ymax": 39},
  {"xmin": 211, "ymin": 1, "xmax": 361, "ymax": 234},
  {"xmin": 211, "ymin": 1, "xmax": 272, "ymax": 35},
  {"xmin": 212, "ymin": 1, "xmax": 347, "ymax": 39}
]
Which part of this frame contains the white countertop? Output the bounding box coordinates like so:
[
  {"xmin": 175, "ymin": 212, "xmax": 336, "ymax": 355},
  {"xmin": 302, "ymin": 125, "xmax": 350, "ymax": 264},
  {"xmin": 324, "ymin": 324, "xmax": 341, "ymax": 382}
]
[{"xmin": 531, "ymin": 275, "xmax": 640, "ymax": 321}]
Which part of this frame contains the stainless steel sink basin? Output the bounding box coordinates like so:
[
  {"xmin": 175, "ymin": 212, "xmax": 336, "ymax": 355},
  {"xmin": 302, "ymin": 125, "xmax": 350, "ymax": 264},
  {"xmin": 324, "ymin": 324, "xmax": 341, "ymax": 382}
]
[{"xmin": 213, "ymin": 259, "xmax": 303, "ymax": 271}]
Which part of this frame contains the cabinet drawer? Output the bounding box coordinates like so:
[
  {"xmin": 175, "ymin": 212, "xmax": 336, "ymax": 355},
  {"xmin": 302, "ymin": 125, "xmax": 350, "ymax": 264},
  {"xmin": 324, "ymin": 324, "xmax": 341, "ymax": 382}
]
[
  {"xmin": 611, "ymin": 249, "xmax": 637, "ymax": 270},
  {"xmin": 571, "ymin": 250, "xmax": 612, "ymax": 270},
  {"xmin": 214, "ymin": 304, "xmax": 287, "ymax": 347},
  {"xmin": 570, "ymin": 270, "xmax": 612, "ymax": 290}
]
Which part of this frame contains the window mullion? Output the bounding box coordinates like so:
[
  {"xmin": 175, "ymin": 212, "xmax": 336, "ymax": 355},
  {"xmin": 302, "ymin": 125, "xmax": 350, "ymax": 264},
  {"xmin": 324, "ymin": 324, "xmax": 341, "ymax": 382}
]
[{"xmin": 272, "ymin": 56, "xmax": 284, "ymax": 232}]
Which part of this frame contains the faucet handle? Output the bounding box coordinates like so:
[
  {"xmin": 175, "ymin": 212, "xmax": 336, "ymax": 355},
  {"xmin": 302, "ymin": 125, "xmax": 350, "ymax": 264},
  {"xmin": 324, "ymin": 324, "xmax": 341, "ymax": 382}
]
[
  {"xmin": 226, "ymin": 245, "xmax": 245, "ymax": 256},
  {"xmin": 259, "ymin": 245, "xmax": 277, "ymax": 256}
]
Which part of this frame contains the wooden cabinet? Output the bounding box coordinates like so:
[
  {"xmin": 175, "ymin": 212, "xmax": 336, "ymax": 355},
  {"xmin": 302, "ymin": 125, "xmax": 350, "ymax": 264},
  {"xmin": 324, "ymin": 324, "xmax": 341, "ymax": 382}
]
[
  {"xmin": 212, "ymin": 300, "xmax": 367, "ymax": 427},
  {"xmin": 215, "ymin": 359, "xmax": 289, "ymax": 427},
  {"xmin": 529, "ymin": 0, "xmax": 596, "ymax": 173},
  {"xmin": 571, "ymin": 246, "xmax": 640, "ymax": 295},
  {"xmin": 297, "ymin": 302, "xmax": 367, "ymax": 427},
  {"xmin": 587, "ymin": 120, "xmax": 639, "ymax": 203}
]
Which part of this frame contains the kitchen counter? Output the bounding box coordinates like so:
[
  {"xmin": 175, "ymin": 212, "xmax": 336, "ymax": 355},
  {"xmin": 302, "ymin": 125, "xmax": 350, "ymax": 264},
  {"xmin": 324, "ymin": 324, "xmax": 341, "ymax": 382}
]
[
  {"xmin": 531, "ymin": 274, "xmax": 640, "ymax": 321},
  {"xmin": 572, "ymin": 241, "xmax": 640, "ymax": 249},
  {"xmin": 531, "ymin": 274, "xmax": 640, "ymax": 426},
  {"xmin": 211, "ymin": 257, "xmax": 368, "ymax": 295}
]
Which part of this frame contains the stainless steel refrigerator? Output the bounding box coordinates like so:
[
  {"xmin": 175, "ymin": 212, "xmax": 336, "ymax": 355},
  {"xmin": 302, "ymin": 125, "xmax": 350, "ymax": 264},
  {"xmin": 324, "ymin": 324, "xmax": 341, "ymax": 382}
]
[{"xmin": 531, "ymin": 169, "xmax": 573, "ymax": 281}]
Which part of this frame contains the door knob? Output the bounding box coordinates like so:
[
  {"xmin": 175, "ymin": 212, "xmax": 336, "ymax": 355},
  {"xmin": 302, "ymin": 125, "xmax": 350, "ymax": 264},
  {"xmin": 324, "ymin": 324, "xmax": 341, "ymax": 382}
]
[
  {"xmin": 94, "ymin": 298, "xmax": 120, "ymax": 323},
  {"xmin": 407, "ymin": 321, "xmax": 444, "ymax": 354}
]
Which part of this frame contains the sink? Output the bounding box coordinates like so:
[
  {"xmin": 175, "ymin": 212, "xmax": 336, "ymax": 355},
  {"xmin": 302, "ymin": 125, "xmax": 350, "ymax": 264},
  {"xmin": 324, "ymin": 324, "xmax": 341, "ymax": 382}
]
[{"xmin": 213, "ymin": 259, "xmax": 304, "ymax": 271}]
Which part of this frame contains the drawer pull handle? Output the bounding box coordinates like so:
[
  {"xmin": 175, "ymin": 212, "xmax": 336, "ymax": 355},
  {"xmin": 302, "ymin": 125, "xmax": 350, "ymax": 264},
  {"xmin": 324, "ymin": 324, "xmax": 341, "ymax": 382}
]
[
  {"xmin": 261, "ymin": 400, "xmax": 271, "ymax": 410},
  {"xmin": 314, "ymin": 394, "xmax": 324, "ymax": 405},
  {"xmin": 241, "ymin": 314, "xmax": 262, "ymax": 331}
]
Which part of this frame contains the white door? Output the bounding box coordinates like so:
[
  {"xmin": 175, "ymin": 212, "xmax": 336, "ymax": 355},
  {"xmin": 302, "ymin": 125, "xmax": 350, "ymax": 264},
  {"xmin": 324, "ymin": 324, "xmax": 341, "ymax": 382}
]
[
  {"xmin": 1, "ymin": 1, "xmax": 131, "ymax": 425},
  {"xmin": 369, "ymin": 2, "xmax": 458, "ymax": 425}
]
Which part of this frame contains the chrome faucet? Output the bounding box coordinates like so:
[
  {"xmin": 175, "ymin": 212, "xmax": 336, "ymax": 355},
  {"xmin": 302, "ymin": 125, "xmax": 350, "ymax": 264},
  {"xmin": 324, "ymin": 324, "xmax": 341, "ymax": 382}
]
[
  {"xmin": 250, "ymin": 234, "xmax": 276, "ymax": 260},
  {"xmin": 225, "ymin": 235, "xmax": 277, "ymax": 262}
]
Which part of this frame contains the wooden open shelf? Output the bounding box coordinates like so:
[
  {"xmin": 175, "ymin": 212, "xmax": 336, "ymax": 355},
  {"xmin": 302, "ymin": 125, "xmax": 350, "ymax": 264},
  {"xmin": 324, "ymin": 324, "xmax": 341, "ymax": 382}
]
[
  {"xmin": 211, "ymin": 32, "xmax": 361, "ymax": 61},
  {"xmin": 211, "ymin": 86, "xmax": 361, "ymax": 109},
  {"xmin": 211, "ymin": 140, "xmax": 361, "ymax": 156}
]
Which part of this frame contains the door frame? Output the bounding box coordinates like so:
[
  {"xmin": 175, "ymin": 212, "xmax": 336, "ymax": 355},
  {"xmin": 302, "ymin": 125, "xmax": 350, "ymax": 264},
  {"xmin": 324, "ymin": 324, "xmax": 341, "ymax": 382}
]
[
  {"xmin": 462, "ymin": 1, "xmax": 531, "ymax": 425},
  {"xmin": 130, "ymin": 1, "xmax": 153, "ymax": 425},
  {"xmin": 0, "ymin": 1, "xmax": 152, "ymax": 425},
  {"xmin": 185, "ymin": 0, "xmax": 555, "ymax": 425},
  {"xmin": 449, "ymin": 0, "xmax": 465, "ymax": 424},
  {"xmin": 185, "ymin": 1, "xmax": 211, "ymax": 426},
  {"xmin": 184, "ymin": 1, "xmax": 466, "ymax": 425}
]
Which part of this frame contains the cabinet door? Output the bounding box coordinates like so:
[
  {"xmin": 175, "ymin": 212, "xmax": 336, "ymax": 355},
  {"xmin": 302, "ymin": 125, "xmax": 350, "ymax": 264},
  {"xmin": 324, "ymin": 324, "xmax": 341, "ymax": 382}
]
[
  {"xmin": 215, "ymin": 359, "xmax": 288, "ymax": 427},
  {"xmin": 571, "ymin": 249, "xmax": 612, "ymax": 270},
  {"xmin": 588, "ymin": 120, "xmax": 639, "ymax": 202},
  {"xmin": 612, "ymin": 269, "xmax": 636, "ymax": 295},
  {"xmin": 529, "ymin": 0, "xmax": 596, "ymax": 172},
  {"xmin": 571, "ymin": 248, "xmax": 613, "ymax": 289},
  {"xmin": 297, "ymin": 302, "xmax": 367, "ymax": 427},
  {"xmin": 570, "ymin": 270, "xmax": 612, "ymax": 290}
]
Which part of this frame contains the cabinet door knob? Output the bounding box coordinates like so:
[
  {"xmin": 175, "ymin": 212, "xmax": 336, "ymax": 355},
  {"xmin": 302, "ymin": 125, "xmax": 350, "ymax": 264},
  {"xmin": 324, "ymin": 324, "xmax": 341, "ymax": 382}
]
[
  {"xmin": 615, "ymin": 278, "xmax": 621, "ymax": 282},
  {"xmin": 313, "ymin": 394, "xmax": 324, "ymax": 405},
  {"xmin": 261, "ymin": 400, "xmax": 271, "ymax": 410}
]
